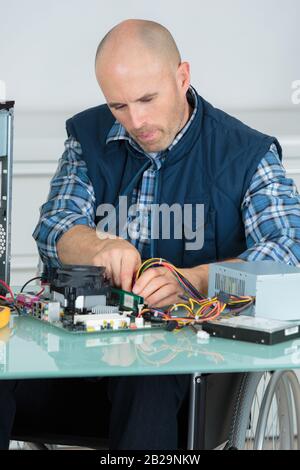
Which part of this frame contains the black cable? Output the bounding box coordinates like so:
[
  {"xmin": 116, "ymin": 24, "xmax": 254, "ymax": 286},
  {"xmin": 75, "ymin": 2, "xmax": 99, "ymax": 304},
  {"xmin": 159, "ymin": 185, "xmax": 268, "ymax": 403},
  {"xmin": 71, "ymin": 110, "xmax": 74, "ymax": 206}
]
[
  {"xmin": 10, "ymin": 303, "xmax": 21, "ymax": 315},
  {"xmin": 20, "ymin": 276, "xmax": 42, "ymax": 293}
]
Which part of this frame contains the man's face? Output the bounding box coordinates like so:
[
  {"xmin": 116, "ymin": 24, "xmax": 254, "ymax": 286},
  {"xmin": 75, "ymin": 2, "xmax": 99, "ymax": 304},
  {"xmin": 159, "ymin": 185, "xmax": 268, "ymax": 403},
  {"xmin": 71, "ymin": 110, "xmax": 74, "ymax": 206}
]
[{"xmin": 96, "ymin": 56, "xmax": 190, "ymax": 152}]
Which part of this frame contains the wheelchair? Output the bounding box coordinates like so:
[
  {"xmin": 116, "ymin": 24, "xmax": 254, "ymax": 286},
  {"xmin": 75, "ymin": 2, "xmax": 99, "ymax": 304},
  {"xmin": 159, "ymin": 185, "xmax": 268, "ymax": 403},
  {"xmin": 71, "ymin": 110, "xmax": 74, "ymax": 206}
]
[
  {"xmin": 226, "ymin": 370, "xmax": 300, "ymax": 449},
  {"xmin": 10, "ymin": 370, "xmax": 300, "ymax": 450}
]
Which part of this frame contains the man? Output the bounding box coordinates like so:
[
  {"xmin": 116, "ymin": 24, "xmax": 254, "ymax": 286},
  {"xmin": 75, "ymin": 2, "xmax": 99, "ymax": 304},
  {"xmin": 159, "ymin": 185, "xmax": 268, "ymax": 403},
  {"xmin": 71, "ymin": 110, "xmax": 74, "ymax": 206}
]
[{"xmin": 2, "ymin": 19, "xmax": 300, "ymax": 450}]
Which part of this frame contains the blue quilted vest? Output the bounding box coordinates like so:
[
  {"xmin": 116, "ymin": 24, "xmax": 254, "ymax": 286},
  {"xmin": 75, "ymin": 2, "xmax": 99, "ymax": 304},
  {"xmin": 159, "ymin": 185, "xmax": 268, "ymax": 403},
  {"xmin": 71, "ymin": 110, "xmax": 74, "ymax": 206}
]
[{"xmin": 66, "ymin": 90, "xmax": 281, "ymax": 268}]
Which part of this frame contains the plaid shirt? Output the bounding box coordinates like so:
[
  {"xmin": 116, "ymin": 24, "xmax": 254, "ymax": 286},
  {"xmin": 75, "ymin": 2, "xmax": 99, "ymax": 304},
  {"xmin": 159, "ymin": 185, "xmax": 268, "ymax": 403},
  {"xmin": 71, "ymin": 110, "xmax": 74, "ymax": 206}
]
[
  {"xmin": 105, "ymin": 86, "xmax": 198, "ymax": 254},
  {"xmin": 33, "ymin": 92, "xmax": 300, "ymax": 267}
]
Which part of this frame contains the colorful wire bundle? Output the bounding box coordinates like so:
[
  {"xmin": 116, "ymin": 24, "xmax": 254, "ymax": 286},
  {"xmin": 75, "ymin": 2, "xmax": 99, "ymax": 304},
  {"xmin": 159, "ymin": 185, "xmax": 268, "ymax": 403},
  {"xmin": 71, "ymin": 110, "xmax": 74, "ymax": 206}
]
[
  {"xmin": 136, "ymin": 258, "xmax": 207, "ymax": 300},
  {"xmin": 135, "ymin": 258, "xmax": 254, "ymax": 329}
]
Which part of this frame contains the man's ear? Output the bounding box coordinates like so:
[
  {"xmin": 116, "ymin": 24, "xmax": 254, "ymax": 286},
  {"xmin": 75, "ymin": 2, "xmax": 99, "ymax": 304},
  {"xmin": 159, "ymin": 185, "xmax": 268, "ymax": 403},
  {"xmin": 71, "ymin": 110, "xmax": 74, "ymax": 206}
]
[{"xmin": 177, "ymin": 61, "xmax": 191, "ymax": 93}]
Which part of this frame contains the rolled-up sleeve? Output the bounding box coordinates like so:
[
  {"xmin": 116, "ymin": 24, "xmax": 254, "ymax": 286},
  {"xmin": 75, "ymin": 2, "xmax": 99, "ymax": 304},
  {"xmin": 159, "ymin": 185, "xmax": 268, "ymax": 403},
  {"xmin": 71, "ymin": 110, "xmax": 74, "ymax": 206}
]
[
  {"xmin": 32, "ymin": 136, "xmax": 96, "ymax": 267},
  {"xmin": 238, "ymin": 144, "xmax": 300, "ymax": 265}
]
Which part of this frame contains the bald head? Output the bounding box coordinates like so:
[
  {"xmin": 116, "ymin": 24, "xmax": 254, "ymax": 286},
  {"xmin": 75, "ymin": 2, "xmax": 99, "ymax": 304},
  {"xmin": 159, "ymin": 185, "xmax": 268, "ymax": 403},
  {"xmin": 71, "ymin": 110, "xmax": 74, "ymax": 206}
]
[
  {"xmin": 95, "ymin": 19, "xmax": 181, "ymax": 72},
  {"xmin": 94, "ymin": 19, "xmax": 190, "ymax": 153}
]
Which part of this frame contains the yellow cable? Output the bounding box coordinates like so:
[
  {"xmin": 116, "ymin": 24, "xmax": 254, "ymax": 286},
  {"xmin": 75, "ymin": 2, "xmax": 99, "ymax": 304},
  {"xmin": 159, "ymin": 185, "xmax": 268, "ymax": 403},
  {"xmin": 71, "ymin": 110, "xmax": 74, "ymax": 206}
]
[{"xmin": 168, "ymin": 303, "xmax": 194, "ymax": 315}]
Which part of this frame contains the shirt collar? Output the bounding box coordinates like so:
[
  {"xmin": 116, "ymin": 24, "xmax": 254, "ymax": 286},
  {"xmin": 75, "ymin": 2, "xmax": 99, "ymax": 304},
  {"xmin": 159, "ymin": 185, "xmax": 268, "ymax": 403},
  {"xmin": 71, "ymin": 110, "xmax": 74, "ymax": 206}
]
[{"xmin": 105, "ymin": 85, "xmax": 198, "ymax": 156}]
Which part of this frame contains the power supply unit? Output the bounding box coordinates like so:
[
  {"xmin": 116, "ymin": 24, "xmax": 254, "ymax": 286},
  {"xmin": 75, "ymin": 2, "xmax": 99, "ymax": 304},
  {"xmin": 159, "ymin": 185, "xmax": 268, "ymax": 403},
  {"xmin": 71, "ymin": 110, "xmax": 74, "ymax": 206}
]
[{"xmin": 208, "ymin": 261, "xmax": 300, "ymax": 321}]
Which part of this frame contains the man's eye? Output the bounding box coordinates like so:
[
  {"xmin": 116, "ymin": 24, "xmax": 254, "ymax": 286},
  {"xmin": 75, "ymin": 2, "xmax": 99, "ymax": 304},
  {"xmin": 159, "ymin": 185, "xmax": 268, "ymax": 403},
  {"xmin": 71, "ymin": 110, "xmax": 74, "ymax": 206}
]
[{"xmin": 112, "ymin": 97, "xmax": 154, "ymax": 110}]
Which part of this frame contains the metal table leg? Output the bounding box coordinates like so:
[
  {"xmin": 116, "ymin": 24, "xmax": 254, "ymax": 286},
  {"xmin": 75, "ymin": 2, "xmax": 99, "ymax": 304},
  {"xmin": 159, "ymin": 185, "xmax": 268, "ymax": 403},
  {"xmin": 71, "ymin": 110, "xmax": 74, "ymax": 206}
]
[{"xmin": 187, "ymin": 373, "xmax": 206, "ymax": 450}]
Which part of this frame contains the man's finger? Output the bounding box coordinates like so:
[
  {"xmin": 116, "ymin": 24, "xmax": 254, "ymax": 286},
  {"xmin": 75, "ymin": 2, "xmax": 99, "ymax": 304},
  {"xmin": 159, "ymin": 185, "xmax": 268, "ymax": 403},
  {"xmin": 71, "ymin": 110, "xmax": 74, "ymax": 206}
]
[
  {"xmin": 132, "ymin": 267, "xmax": 164, "ymax": 294},
  {"xmin": 120, "ymin": 254, "xmax": 140, "ymax": 292},
  {"xmin": 145, "ymin": 284, "xmax": 180, "ymax": 308},
  {"xmin": 136, "ymin": 274, "xmax": 169, "ymax": 301}
]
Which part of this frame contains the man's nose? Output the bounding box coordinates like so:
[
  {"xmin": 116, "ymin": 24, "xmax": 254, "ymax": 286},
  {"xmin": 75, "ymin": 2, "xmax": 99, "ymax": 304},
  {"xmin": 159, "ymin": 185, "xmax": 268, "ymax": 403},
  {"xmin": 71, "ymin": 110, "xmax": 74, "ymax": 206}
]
[{"xmin": 128, "ymin": 107, "xmax": 146, "ymax": 130}]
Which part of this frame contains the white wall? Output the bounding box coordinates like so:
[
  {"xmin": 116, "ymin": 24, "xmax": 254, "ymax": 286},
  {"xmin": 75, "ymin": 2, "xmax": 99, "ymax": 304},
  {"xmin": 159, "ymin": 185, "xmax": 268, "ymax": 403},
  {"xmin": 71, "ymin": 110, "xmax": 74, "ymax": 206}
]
[
  {"xmin": 0, "ymin": 0, "xmax": 299, "ymax": 284},
  {"xmin": 1, "ymin": 0, "xmax": 300, "ymax": 110}
]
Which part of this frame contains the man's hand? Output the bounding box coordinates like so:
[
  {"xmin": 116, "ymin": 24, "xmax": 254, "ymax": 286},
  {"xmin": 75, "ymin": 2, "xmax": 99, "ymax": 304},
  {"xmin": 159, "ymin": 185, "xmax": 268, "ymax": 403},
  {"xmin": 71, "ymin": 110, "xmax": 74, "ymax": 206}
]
[
  {"xmin": 57, "ymin": 226, "xmax": 141, "ymax": 292},
  {"xmin": 132, "ymin": 258, "xmax": 242, "ymax": 308},
  {"xmin": 132, "ymin": 265, "xmax": 208, "ymax": 308},
  {"xmin": 92, "ymin": 236, "xmax": 141, "ymax": 292}
]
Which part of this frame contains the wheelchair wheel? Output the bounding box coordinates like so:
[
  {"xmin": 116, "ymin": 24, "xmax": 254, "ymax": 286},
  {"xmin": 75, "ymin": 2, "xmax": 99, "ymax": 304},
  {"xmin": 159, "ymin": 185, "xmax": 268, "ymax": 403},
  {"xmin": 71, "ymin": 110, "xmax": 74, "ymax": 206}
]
[{"xmin": 228, "ymin": 370, "xmax": 300, "ymax": 450}]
